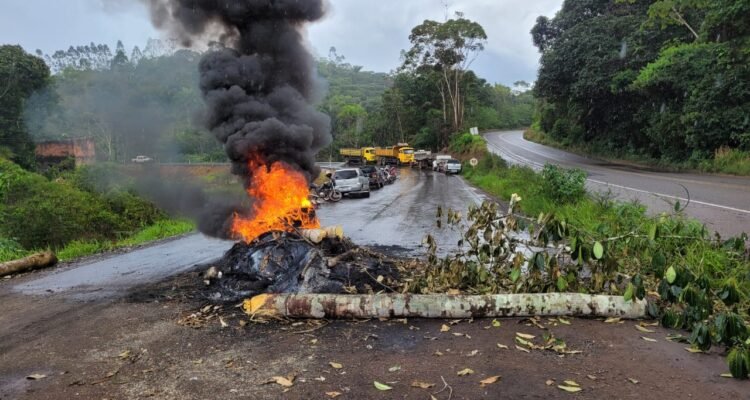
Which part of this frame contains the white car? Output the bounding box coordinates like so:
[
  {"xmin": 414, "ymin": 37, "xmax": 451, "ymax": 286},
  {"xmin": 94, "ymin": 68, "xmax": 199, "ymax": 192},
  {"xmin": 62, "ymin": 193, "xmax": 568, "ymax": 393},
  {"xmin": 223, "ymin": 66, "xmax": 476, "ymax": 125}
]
[
  {"xmin": 445, "ymin": 159, "xmax": 462, "ymax": 174},
  {"xmin": 333, "ymin": 168, "xmax": 370, "ymax": 198},
  {"xmin": 131, "ymin": 155, "xmax": 153, "ymax": 163}
]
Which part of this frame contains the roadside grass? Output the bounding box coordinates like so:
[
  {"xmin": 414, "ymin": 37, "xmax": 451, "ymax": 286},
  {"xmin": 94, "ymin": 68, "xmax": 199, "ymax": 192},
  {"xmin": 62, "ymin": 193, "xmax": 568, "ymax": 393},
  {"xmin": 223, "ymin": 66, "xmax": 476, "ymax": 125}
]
[
  {"xmin": 54, "ymin": 219, "xmax": 195, "ymax": 262},
  {"xmin": 0, "ymin": 237, "xmax": 31, "ymax": 263},
  {"xmin": 461, "ymin": 141, "xmax": 750, "ymax": 295},
  {"xmin": 524, "ymin": 127, "xmax": 750, "ymax": 176},
  {"xmin": 700, "ymin": 147, "xmax": 750, "ymax": 176}
]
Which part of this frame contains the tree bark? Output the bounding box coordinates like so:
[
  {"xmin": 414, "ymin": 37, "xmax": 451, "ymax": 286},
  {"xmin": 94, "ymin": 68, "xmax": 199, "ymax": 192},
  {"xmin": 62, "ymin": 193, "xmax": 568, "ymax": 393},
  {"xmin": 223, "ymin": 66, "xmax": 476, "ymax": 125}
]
[
  {"xmin": 0, "ymin": 251, "xmax": 57, "ymax": 277},
  {"xmin": 244, "ymin": 293, "xmax": 648, "ymax": 319}
]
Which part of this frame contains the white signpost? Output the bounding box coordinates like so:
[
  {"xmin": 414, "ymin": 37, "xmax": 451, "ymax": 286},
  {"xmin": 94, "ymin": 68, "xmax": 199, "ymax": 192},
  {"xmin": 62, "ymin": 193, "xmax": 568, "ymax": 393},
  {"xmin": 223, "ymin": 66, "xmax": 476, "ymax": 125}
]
[{"xmin": 470, "ymin": 127, "xmax": 479, "ymax": 135}]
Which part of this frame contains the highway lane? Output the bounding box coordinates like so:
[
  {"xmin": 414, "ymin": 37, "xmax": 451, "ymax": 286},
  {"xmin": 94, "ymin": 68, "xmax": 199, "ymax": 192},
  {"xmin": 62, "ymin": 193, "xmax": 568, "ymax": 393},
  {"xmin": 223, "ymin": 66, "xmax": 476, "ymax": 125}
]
[{"xmin": 485, "ymin": 130, "xmax": 750, "ymax": 238}]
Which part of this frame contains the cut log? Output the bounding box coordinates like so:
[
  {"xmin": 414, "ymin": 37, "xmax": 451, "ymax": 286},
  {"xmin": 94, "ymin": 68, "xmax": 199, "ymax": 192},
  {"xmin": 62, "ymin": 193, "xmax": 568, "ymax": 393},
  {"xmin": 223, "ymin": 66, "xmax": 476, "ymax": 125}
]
[
  {"xmin": 244, "ymin": 293, "xmax": 648, "ymax": 319},
  {"xmin": 0, "ymin": 251, "xmax": 57, "ymax": 277},
  {"xmin": 300, "ymin": 225, "xmax": 344, "ymax": 244}
]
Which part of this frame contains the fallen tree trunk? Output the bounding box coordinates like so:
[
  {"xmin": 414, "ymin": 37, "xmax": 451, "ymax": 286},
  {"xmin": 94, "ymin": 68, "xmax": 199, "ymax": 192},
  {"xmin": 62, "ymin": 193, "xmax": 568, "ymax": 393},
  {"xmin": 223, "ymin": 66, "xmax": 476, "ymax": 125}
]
[
  {"xmin": 0, "ymin": 251, "xmax": 57, "ymax": 277},
  {"xmin": 244, "ymin": 293, "xmax": 647, "ymax": 319}
]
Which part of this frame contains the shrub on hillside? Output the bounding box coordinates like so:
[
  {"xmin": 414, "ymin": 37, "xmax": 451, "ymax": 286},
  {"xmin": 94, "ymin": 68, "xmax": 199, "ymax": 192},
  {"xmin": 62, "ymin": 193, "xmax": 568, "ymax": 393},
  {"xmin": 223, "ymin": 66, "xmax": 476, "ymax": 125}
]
[
  {"xmin": 0, "ymin": 158, "xmax": 168, "ymax": 249},
  {"xmin": 540, "ymin": 164, "xmax": 587, "ymax": 203},
  {"xmin": 450, "ymin": 133, "xmax": 486, "ymax": 154}
]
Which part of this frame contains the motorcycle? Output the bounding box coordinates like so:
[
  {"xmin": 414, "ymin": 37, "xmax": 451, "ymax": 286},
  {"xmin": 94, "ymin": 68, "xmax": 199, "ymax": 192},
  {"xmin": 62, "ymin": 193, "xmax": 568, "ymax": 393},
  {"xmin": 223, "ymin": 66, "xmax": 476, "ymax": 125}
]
[
  {"xmin": 386, "ymin": 166, "xmax": 398, "ymax": 183},
  {"xmin": 309, "ymin": 180, "xmax": 342, "ymax": 203}
]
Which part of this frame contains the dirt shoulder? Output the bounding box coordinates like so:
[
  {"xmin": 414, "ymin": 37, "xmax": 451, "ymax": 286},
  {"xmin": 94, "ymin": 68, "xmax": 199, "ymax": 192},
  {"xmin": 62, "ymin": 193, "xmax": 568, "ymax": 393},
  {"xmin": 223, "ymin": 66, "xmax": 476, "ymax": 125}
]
[{"xmin": 1, "ymin": 268, "xmax": 747, "ymax": 400}]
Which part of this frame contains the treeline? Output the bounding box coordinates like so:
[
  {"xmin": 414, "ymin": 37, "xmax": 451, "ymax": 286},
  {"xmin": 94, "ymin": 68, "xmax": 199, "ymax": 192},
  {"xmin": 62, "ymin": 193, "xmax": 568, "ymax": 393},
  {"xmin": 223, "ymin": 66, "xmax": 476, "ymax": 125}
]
[
  {"xmin": 6, "ymin": 31, "xmax": 534, "ymax": 165},
  {"xmin": 532, "ymin": 0, "xmax": 750, "ymax": 168},
  {"xmin": 324, "ymin": 15, "xmax": 535, "ymax": 154}
]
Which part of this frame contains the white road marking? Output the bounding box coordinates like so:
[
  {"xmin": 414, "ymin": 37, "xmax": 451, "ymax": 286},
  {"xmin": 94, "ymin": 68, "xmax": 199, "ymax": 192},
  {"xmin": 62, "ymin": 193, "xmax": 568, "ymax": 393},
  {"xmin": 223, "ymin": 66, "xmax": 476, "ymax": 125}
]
[{"xmin": 486, "ymin": 133, "xmax": 750, "ymax": 215}]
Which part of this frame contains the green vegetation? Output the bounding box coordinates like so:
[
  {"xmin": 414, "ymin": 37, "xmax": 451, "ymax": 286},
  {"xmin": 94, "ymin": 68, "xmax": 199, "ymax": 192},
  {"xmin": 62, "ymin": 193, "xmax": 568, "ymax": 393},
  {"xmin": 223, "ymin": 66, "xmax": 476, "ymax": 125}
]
[
  {"xmin": 0, "ymin": 157, "xmax": 194, "ymax": 263},
  {"xmin": 0, "ymin": 45, "xmax": 50, "ymax": 169},
  {"xmin": 55, "ymin": 219, "xmax": 194, "ymax": 262},
  {"xmin": 532, "ymin": 0, "xmax": 750, "ymax": 175},
  {"xmin": 450, "ymin": 138, "xmax": 749, "ymax": 378},
  {"xmin": 448, "ymin": 133, "xmax": 487, "ymax": 155}
]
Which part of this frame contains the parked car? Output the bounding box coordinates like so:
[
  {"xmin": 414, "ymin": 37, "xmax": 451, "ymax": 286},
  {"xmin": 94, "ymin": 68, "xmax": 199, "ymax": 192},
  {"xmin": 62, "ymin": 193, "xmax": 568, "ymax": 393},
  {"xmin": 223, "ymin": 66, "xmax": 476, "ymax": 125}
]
[
  {"xmin": 359, "ymin": 165, "xmax": 384, "ymax": 189},
  {"xmin": 333, "ymin": 168, "xmax": 370, "ymax": 198},
  {"xmin": 131, "ymin": 155, "xmax": 153, "ymax": 163},
  {"xmin": 445, "ymin": 159, "xmax": 462, "ymax": 174}
]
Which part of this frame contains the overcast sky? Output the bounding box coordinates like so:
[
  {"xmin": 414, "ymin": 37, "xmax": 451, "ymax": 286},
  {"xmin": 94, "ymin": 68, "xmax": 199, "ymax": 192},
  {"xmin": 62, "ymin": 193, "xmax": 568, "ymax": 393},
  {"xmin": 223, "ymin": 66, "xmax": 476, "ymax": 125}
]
[{"xmin": 0, "ymin": 0, "xmax": 562, "ymax": 86}]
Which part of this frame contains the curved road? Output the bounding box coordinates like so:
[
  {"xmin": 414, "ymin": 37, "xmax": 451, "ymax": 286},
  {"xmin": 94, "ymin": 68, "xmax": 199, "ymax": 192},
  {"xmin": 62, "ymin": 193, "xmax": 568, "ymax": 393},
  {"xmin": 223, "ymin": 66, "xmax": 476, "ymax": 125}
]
[{"xmin": 485, "ymin": 130, "xmax": 750, "ymax": 238}]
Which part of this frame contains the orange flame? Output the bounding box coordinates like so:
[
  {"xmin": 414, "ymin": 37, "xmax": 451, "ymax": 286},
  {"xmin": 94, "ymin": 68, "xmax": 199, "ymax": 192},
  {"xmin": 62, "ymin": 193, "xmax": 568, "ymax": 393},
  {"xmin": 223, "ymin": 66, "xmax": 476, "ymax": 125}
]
[{"xmin": 231, "ymin": 159, "xmax": 319, "ymax": 242}]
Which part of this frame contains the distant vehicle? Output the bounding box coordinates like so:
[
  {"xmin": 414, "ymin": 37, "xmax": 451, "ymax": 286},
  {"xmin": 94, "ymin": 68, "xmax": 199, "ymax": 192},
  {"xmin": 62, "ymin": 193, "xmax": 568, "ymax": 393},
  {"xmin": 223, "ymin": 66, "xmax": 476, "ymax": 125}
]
[
  {"xmin": 375, "ymin": 143, "xmax": 415, "ymax": 165},
  {"xmin": 445, "ymin": 159, "xmax": 462, "ymax": 174},
  {"xmin": 340, "ymin": 147, "xmax": 376, "ymax": 165},
  {"xmin": 412, "ymin": 150, "xmax": 433, "ymax": 169},
  {"xmin": 433, "ymin": 155, "xmax": 452, "ymax": 172},
  {"xmin": 131, "ymin": 155, "xmax": 153, "ymax": 163},
  {"xmin": 360, "ymin": 165, "xmax": 385, "ymax": 189},
  {"xmin": 333, "ymin": 168, "xmax": 370, "ymax": 198}
]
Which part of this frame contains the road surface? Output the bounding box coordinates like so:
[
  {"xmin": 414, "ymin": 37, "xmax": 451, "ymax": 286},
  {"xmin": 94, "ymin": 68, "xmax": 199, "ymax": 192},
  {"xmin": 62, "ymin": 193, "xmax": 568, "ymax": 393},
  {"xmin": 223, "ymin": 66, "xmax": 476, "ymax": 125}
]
[
  {"xmin": 2, "ymin": 165, "xmax": 747, "ymax": 399},
  {"xmin": 485, "ymin": 130, "xmax": 750, "ymax": 238},
  {"xmin": 11, "ymin": 168, "xmax": 487, "ymax": 300}
]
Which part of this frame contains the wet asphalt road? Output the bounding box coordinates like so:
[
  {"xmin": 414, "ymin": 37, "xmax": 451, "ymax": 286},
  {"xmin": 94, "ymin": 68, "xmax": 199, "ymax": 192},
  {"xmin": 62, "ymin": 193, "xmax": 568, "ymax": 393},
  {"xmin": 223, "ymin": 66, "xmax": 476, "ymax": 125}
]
[
  {"xmin": 13, "ymin": 167, "xmax": 486, "ymax": 299},
  {"xmin": 486, "ymin": 130, "xmax": 750, "ymax": 238}
]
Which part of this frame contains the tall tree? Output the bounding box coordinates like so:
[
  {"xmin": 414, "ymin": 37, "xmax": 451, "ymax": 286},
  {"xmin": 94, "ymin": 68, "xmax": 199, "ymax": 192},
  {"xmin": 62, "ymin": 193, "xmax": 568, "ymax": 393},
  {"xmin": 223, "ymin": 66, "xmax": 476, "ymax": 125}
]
[
  {"xmin": 0, "ymin": 45, "xmax": 49, "ymax": 168},
  {"xmin": 402, "ymin": 12, "xmax": 487, "ymax": 146}
]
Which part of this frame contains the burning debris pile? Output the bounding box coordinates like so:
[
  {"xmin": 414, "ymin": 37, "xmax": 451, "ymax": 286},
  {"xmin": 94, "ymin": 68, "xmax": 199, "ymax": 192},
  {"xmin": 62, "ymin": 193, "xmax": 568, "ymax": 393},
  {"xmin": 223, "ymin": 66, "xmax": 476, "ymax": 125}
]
[{"xmin": 204, "ymin": 230, "xmax": 401, "ymax": 303}]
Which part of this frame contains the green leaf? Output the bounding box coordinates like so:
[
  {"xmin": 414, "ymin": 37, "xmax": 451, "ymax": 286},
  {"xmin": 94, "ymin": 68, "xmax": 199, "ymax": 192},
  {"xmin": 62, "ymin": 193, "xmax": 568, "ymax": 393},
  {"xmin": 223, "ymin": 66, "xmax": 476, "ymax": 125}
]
[
  {"xmin": 593, "ymin": 241, "xmax": 604, "ymax": 260},
  {"xmin": 556, "ymin": 276, "xmax": 568, "ymax": 291},
  {"xmin": 373, "ymin": 381, "xmax": 392, "ymax": 391},
  {"xmin": 510, "ymin": 267, "xmax": 521, "ymax": 283},
  {"xmin": 665, "ymin": 266, "xmax": 677, "ymax": 284},
  {"xmin": 623, "ymin": 283, "xmax": 634, "ymax": 302},
  {"xmin": 648, "ymin": 224, "xmax": 657, "ymax": 241}
]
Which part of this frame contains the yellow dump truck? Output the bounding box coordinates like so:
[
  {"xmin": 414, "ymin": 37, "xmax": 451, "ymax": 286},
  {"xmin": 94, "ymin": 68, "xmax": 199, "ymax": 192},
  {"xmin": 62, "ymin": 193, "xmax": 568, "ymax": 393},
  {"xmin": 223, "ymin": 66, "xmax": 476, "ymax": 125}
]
[
  {"xmin": 375, "ymin": 144, "xmax": 415, "ymax": 165},
  {"xmin": 339, "ymin": 147, "xmax": 376, "ymax": 164}
]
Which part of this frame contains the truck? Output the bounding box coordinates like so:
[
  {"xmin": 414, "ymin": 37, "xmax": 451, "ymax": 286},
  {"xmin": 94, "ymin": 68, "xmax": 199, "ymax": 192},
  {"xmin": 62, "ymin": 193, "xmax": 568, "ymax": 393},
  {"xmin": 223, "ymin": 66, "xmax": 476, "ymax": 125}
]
[
  {"xmin": 375, "ymin": 143, "xmax": 415, "ymax": 165},
  {"xmin": 340, "ymin": 147, "xmax": 376, "ymax": 165},
  {"xmin": 412, "ymin": 150, "xmax": 434, "ymax": 169}
]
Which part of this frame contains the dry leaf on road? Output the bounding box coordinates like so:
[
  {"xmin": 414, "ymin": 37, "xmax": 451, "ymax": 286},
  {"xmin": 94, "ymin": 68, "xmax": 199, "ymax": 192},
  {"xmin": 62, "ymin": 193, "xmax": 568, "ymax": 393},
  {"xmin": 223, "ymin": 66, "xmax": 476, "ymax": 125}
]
[
  {"xmin": 270, "ymin": 376, "xmax": 294, "ymax": 388},
  {"xmin": 329, "ymin": 362, "xmax": 343, "ymax": 369},
  {"xmin": 516, "ymin": 332, "xmax": 535, "ymax": 340},
  {"xmin": 635, "ymin": 325, "xmax": 655, "ymax": 333},
  {"xmin": 411, "ymin": 380, "xmax": 435, "ymax": 389},
  {"xmin": 479, "ymin": 375, "xmax": 501, "ymax": 387},
  {"xmin": 457, "ymin": 368, "xmax": 474, "ymax": 376}
]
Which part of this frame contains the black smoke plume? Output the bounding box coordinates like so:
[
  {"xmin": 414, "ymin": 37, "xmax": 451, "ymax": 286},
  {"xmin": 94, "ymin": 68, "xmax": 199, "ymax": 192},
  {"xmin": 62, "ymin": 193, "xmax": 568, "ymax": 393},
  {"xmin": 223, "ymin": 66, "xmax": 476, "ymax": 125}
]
[{"xmin": 143, "ymin": 0, "xmax": 332, "ymax": 237}]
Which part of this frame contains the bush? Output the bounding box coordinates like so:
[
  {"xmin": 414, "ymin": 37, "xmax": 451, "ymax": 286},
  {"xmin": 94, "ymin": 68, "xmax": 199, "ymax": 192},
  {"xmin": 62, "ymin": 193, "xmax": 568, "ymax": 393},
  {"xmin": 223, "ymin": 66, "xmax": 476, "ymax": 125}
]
[
  {"xmin": 449, "ymin": 133, "xmax": 486, "ymax": 154},
  {"xmin": 540, "ymin": 164, "xmax": 587, "ymax": 203},
  {"xmin": 0, "ymin": 158, "xmax": 166, "ymax": 249},
  {"xmin": 0, "ymin": 237, "xmax": 29, "ymax": 262}
]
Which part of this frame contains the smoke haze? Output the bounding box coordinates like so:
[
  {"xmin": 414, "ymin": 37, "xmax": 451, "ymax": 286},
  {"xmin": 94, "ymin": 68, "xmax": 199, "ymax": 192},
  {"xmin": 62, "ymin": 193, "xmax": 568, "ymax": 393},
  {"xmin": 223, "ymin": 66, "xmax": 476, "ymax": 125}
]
[
  {"xmin": 140, "ymin": 0, "xmax": 332, "ymax": 238},
  {"xmin": 143, "ymin": 0, "xmax": 332, "ymax": 182}
]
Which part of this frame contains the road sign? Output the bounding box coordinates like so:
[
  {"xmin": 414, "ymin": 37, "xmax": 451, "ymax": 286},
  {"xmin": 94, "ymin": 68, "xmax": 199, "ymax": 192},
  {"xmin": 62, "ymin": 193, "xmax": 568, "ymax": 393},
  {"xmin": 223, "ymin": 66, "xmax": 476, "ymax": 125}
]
[{"xmin": 469, "ymin": 158, "xmax": 478, "ymax": 167}]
